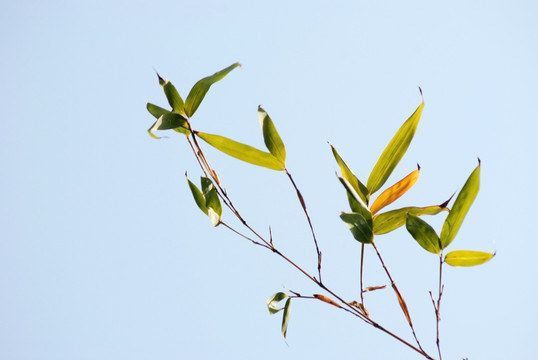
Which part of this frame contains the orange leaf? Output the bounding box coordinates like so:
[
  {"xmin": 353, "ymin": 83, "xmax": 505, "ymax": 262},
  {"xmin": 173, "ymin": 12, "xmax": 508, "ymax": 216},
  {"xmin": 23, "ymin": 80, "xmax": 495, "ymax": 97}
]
[
  {"xmin": 370, "ymin": 165, "xmax": 420, "ymax": 215},
  {"xmin": 313, "ymin": 294, "xmax": 342, "ymax": 308}
]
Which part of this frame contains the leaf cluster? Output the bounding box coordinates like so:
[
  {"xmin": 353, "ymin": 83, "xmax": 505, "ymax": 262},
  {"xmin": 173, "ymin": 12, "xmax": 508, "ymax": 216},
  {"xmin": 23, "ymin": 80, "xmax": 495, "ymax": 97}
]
[{"xmin": 146, "ymin": 63, "xmax": 494, "ymax": 359}]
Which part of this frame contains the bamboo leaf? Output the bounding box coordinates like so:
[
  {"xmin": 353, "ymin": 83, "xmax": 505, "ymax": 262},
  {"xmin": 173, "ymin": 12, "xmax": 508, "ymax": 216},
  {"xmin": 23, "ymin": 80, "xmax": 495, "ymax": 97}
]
[
  {"xmin": 392, "ymin": 284, "xmax": 412, "ymax": 326},
  {"xmin": 367, "ymin": 94, "xmax": 424, "ymax": 195},
  {"xmin": 330, "ymin": 144, "xmax": 369, "ymax": 205},
  {"xmin": 338, "ymin": 177, "xmax": 372, "ymax": 226},
  {"xmin": 148, "ymin": 113, "xmax": 190, "ymax": 139},
  {"xmin": 405, "ymin": 214, "xmax": 441, "ymax": 254},
  {"xmin": 370, "ymin": 165, "xmax": 420, "ymax": 214},
  {"xmin": 373, "ymin": 203, "xmax": 449, "ymax": 235},
  {"xmin": 267, "ymin": 292, "xmax": 288, "ymax": 315},
  {"xmin": 196, "ymin": 132, "xmax": 285, "ymax": 171},
  {"xmin": 444, "ymin": 250, "xmax": 495, "ymax": 267},
  {"xmin": 186, "ymin": 175, "xmax": 208, "ymax": 215},
  {"xmin": 146, "ymin": 102, "xmax": 171, "ymax": 119},
  {"xmin": 185, "ymin": 63, "xmax": 241, "ymax": 118},
  {"xmin": 282, "ymin": 298, "xmax": 292, "ymax": 340},
  {"xmin": 340, "ymin": 212, "xmax": 373, "ymax": 244},
  {"xmin": 440, "ymin": 160, "xmax": 481, "ymax": 248},
  {"xmin": 157, "ymin": 74, "xmax": 185, "ymax": 115},
  {"xmin": 313, "ymin": 294, "xmax": 342, "ymax": 308},
  {"xmin": 258, "ymin": 106, "xmax": 286, "ymax": 163}
]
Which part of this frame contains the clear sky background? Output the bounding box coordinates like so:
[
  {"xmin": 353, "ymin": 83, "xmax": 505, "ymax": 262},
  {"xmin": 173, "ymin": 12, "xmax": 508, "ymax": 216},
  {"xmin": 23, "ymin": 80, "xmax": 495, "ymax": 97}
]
[{"xmin": 1, "ymin": 1, "xmax": 537, "ymax": 359}]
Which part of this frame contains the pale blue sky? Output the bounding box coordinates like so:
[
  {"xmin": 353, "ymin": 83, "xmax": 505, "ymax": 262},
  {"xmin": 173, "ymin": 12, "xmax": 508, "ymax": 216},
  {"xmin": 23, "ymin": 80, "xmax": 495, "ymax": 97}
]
[{"xmin": 1, "ymin": 0, "xmax": 537, "ymax": 359}]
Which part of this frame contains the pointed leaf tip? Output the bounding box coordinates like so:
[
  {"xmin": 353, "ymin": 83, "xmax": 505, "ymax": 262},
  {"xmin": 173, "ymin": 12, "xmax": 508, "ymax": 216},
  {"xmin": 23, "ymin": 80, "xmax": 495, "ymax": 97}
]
[
  {"xmin": 366, "ymin": 98, "xmax": 424, "ymax": 195},
  {"xmin": 444, "ymin": 250, "xmax": 495, "ymax": 267},
  {"xmin": 258, "ymin": 107, "xmax": 286, "ymax": 163},
  {"xmin": 369, "ymin": 167, "xmax": 420, "ymax": 214},
  {"xmin": 440, "ymin": 163, "xmax": 480, "ymax": 248},
  {"xmin": 184, "ymin": 63, "xmax": 241, "ymax": 117}
]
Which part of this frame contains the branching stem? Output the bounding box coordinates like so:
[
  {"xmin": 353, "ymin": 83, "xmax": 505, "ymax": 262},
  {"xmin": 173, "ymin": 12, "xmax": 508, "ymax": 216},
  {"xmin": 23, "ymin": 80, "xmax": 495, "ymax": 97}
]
[{"xmin": 181, "ymin": 126, "xmax": 434, "ymax": 360}]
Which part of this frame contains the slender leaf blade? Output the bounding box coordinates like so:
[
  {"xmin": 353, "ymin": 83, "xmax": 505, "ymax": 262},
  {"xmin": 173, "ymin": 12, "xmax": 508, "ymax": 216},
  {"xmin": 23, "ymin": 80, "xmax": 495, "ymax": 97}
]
[
  {"xmin": 406, "ymin": 214, "xmax": 441, "ymax": 254},
  {"xmin": 148, "ymin": 113, "xmax": 190, "ymax": 139},
  {"xmin": 146, "ymin": 102, "xmax": 171, "ymax": 119},
  {"xmin": 158, "ymin": 74, "xmax": 185, "ymax": 115},
  {"xmin": 330, "ymin": 144, "xmax": 369, "ymax": 205},
  {"xmin": 281, "ymin": 298, "xmax": 292, "ymax": 340},
  {"xmin": 338, "ymin": 177, "xmax": 372, "ymax": 226},
  {"xmin": 440, "ymin": 161, "xmax": 480, "ymax": 248},
  {"xmin": 186, "ymin": 175, "xmax": 208, "ymax": 215},
  {"xmin": 267, "ymin": 292, "xmax": 288, "ymax": 315},
  {"xmin": 367, "ymin": 97, "xmax": 424, "ymax": 195},
  {"xmin": 340, "ymin": 212, "xmax": 373, "ymax": 244},
  {"xmin": 258, "ymin": 106, "xmax": 286, "ymax": 163},
  {"xmin": 444, "ymin": 250, "xmax": 495, "ymax": 267},
  {"xmin": 373, "ymin": 203, "xmax": 449, "ymax": 235},
  {"xmin": 196, "ymin": 132, "xmax": 285, "ymax": 171},
  {"xmin": 370, "ymin": 165, "xmax": 420, "ymax": 214},
  {"xmin": 185, "ymin": 62, "xmax": 241, "ymax": 117}
]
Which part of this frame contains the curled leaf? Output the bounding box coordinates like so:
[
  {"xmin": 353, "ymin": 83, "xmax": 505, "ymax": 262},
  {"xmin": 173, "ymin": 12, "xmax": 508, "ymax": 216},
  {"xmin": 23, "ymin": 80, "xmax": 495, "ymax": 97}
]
[{"xmin": 267, "ymin": 292, "xmax": 288, "ymax": 314}]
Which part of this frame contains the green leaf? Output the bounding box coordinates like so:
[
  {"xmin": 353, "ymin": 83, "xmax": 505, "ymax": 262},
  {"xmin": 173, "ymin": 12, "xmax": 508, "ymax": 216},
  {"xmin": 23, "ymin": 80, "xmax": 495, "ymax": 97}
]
[
  {"xmin": 405, "ymin": 214, "xmax": 441, "ymax": 254},
  {"xmin": 444, "ymin": 250, "xmax": 495, "ymax": 267},
  {"xmin": 373, "ymin": 203, "xmax": 449, "ymax": 235},
  {"xmin": 367, "ymin": 95, "xmax": 424, "ymax": 195},
  {"xmin": 370, "ymin": 165, "xmax": 420, "ymax": 214},
  {"xmin": 158, "ymin": 74, "xmax": 185, "ymax": 115},
  {"xmin": 340, "ymin": 212, "xmax": 374, "ymax": 244},
  {"xmin": 186, "ymin": 175, "xmax": 208, "ymax": 215},
  {"xmin": 338, "ymin": 177, "xmax": 372, "ymax": 225},
  {"xmin": 200, "ymin": 177, "xmax": 222, "ymax": 226},
  {"xmin": 282, "ymin": 298, "xmax": 292, "ymax": 340},
  {"xmin": 184, "ymin": 63, "xmax": 241, "ymax": 118},
  {"xmin": 258, "ymin": 106, "xmax": 286, "ymax": 163},
  {"xmin": 196, "ymin": 132, "xmax": 285, "ymax": 171},
  {"xmin": 267, "ymin": 292, "xmax": 288, "ymax": 315},
  {"xmin": 440, "ymin": 160, "xmax": 480, "ymax": 248},
  {"xmin": 146, "ymin": 102, "xmax": 171, "ymax": 119},
  {"xmin": 148, "ymin": 113, "xmax": 190, "ymax": 139},
  {"xmin": 330, "ymin": 144, "xmax": 369, "ymax": 205}
]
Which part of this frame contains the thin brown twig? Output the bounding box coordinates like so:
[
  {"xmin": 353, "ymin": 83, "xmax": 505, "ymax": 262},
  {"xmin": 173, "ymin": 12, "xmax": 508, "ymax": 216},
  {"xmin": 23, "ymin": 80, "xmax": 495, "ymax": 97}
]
[
  {"xmin": 435, "ymin": 253, "xmax": 444, "ymax": 360},
  {"xmin": 285, "ymin": 169, "xmax": 323, "ymax": 282},
  {"xmin": 360, "ymin": 243, "xmax": 365, "ymax": 306},
  {"xmin": 371, "ymin": 242, "xmax": 426, "ymax": 355}
]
